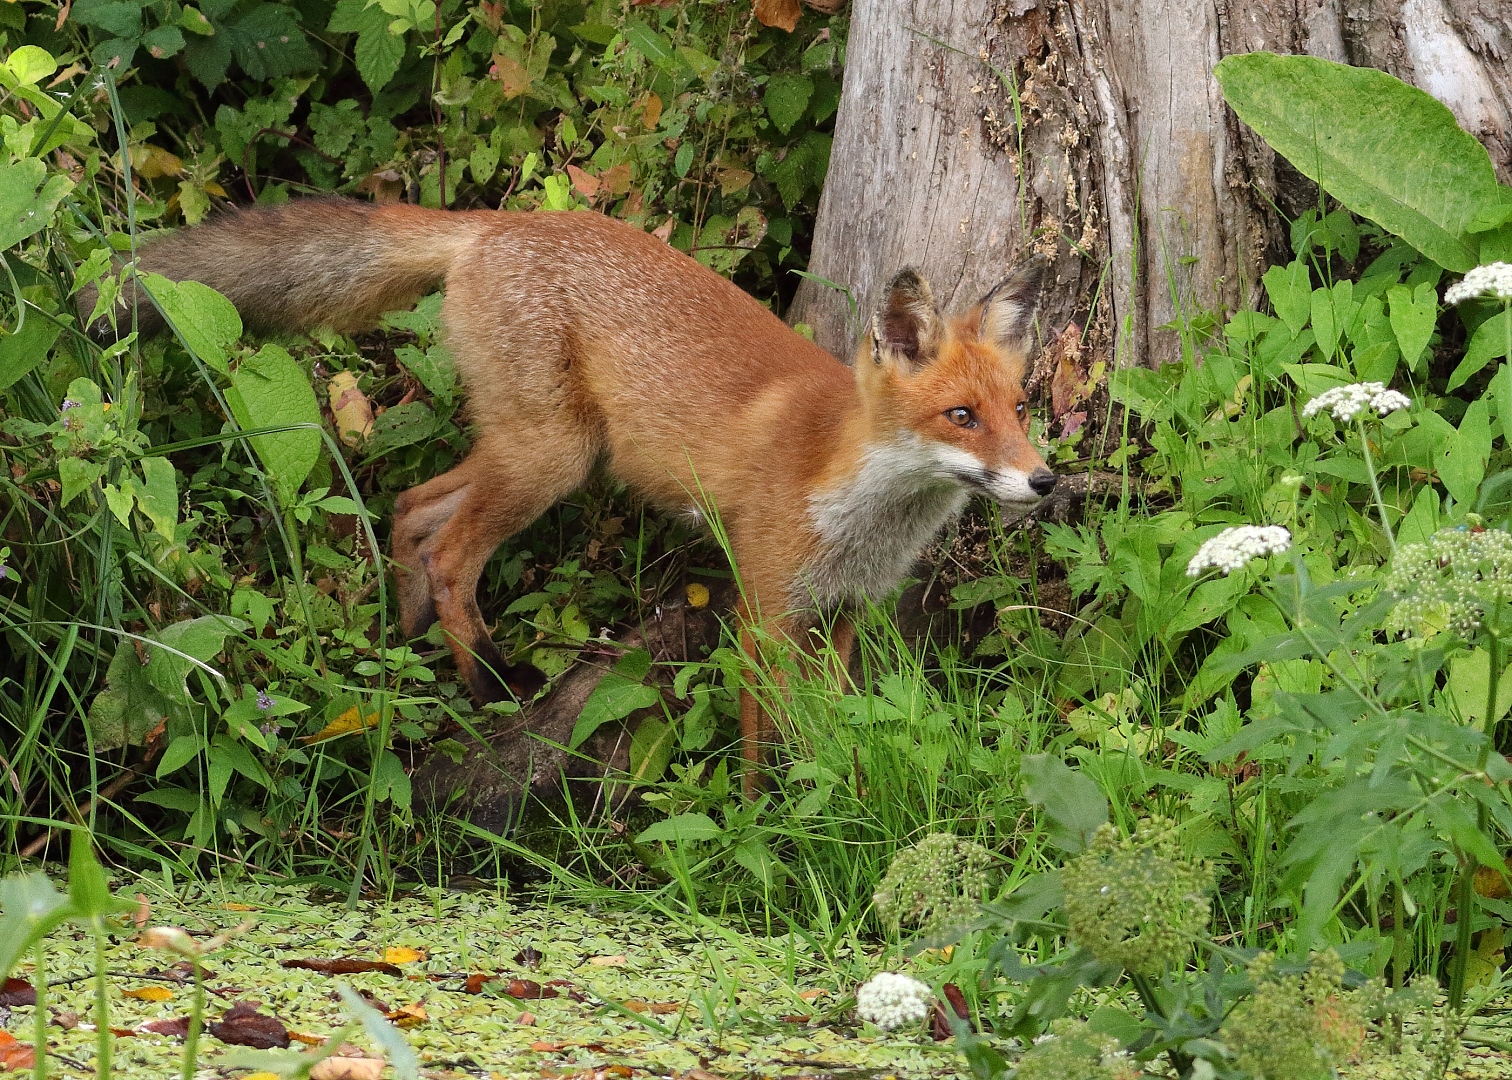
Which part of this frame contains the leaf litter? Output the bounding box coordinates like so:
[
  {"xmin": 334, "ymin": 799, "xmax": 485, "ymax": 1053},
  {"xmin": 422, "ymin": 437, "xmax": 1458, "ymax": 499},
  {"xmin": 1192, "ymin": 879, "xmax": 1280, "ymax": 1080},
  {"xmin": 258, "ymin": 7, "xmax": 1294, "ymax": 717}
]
[{"xmin": 2, "ymin": 881, "xmax": 958, "ymax": 1079}]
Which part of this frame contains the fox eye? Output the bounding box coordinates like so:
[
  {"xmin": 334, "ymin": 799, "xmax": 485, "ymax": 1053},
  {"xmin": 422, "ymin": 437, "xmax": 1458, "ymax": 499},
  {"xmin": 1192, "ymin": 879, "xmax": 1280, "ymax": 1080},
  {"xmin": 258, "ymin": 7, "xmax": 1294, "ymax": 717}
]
[
  {"xmin": 944, "ymin": 406, "xmax": 978, "ymax": 429},
  {"xmin": 1015, "ymin": 402, "xmax": 1026, "ymax": 418}
]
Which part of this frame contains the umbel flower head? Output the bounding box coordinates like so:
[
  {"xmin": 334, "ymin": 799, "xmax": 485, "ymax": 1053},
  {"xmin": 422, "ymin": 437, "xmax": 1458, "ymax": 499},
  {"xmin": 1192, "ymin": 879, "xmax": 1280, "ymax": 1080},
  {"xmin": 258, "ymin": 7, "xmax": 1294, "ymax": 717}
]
[
  {"xmin": 1186, "ymin": 525, "xmax": 1292, "ymax": 577},
  {"xmin": 873, "ymin": 832, "xmax": 997, "ymax": 935},
  {"xmin": 1301, "ymin": 381, "xmax": 1411, "ymax": 423},
  {"xmin": 854, "ymin": 971, "xmax": 933, "ymax": 1031},
  {"xmin": 1061, "ymin": 818, "xmax": 1214, "ymax": 976},
  {"xmin": 1384, "ymin": 525, "xmax": 1512, "ymax": 638},
  {"xmin": 1010, "ymin": 1018, "xmax": 1142, "ymax": 1080},
  {"xmin": 1445, "ymin": 262, "xmax": 1512, "ymax": 305},
  {"xmin": 1220, "ymin": 951, "xmax": 1367, "ymax": 1080}
]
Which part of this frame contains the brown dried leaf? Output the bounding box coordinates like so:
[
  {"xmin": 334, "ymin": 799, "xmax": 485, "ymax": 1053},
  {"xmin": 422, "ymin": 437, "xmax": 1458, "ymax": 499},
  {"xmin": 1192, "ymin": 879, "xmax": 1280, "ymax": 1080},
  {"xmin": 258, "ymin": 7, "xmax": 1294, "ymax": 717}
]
[
  {"xmin": 753, "ymin": 0, "xmax": 800, "ymax": 31},
  {"xmin": 566, "ymin": 164, "xmax": 599, "ymax": 198},
  {"xmin": 504, "ymin": 978, "xmax": 558, "ymax": 1000},
  {"xmin": 1048, "ymin": 321, "xmax": 1087, "ymax": 421},
  {"xmin": 311, "ymin": 1057, "xmax": 385, "ymax": 1080},
  {"xmin": 282, "ymin": 958, "xmax": 402, "ymax": 977},
  {"xmin": 140, "ymin": 1017, "xmax": 190, "ymax": 1038},
  {"xmin": 327, "ymin": 372, "xmax": 373, "ymax": 448},
  {"xmin": 0, "ymin": 979, "xmax": 35, "ymax": 1007},
  {"xmin": 208, "ymin": 1002, "xmax": 290, "ymax": 1049},
  {"xmin": 513, "ymin": 947, "xmax": 543, "ymax": 970}
]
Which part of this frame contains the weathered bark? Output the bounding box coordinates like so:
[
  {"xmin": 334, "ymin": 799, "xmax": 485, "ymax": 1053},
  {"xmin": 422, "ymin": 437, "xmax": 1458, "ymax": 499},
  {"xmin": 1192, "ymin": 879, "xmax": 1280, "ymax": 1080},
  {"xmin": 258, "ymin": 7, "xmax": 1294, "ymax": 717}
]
[{"xmin": 791, "ymin": 0, "xmax": 1512, "ymax": 370}]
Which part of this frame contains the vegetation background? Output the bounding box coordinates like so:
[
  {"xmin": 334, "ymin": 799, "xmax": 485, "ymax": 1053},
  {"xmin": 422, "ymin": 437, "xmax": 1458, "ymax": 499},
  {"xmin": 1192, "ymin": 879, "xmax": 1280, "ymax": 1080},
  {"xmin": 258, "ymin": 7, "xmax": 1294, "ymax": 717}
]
[{"xmin": 4, "ymin": 0, "xmax": 1512, "ymax": 1076}]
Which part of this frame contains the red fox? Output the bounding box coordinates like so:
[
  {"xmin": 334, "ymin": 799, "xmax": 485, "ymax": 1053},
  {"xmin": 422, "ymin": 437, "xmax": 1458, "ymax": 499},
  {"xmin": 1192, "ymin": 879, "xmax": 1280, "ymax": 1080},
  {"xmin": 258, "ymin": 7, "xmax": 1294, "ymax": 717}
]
[{"xmin": 101, "ymin": 200, "xmax": 1055, "ymax": 785}]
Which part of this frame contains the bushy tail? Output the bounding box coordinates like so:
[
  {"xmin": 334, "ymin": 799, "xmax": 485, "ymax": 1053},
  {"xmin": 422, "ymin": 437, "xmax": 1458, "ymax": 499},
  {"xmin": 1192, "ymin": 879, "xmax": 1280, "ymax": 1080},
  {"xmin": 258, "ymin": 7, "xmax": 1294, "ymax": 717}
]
[{"xmin": 85, "ymin": 200, "xmax": 481, "ymax": 338}]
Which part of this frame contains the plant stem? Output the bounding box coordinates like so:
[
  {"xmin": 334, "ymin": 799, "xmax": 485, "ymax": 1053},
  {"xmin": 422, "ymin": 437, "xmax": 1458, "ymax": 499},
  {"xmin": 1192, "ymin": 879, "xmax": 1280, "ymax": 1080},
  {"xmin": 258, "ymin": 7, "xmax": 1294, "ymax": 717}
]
[
  {"xmin": 1355, "ymin": 416, "xmax": 1395, "ymax": 554},
  {"xmin": 1391, "ymin": 879, "xmax": 1407, "ymax": 1053},
  {"xmin": 1129, "ymin": 972, "xmax": 1195, "ymax": 1077},
  {"xmin": 1450, "ymin": 630, "xmax": 1502, "ymax": 1011},
  {"xmin": 33, "ymin": 939, "xmax": 47, "ymax": 1080},
  {"xmin": 179, "ymin": 959, "xmax": 202, "ymax": 1080},
  {"xmin": 92, "ymin": 919, "xmax": 110, "ymax": 1080}
]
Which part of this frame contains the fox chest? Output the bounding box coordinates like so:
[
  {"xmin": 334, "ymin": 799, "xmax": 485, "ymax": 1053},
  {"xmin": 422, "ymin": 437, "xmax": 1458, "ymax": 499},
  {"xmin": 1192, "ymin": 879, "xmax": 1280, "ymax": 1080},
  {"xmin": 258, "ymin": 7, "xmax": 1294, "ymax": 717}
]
[{"xmin": 801, "ymin": 482, "xmax": 969, "ymax": 608}]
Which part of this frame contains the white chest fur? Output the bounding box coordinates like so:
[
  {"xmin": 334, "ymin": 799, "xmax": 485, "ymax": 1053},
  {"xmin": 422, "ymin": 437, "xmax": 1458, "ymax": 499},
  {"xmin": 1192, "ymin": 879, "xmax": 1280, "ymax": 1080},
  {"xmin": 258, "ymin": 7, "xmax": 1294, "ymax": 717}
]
[{"xmin": 801, "ymin": 436, "xmax": 974, "ymax": 607}]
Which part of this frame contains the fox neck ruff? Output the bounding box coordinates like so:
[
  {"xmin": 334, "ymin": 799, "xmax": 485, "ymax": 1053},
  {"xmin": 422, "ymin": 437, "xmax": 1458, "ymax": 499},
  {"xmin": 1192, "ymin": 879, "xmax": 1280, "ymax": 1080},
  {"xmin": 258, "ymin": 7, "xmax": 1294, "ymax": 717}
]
[{"xmin": 800, "ymin": 434, "xmax": 972, "ymax": 608}]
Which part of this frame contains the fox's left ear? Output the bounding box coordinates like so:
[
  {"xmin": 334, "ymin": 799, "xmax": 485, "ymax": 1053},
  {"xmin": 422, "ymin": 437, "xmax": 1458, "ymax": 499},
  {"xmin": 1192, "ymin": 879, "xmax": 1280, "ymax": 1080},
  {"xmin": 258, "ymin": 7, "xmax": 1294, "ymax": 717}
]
[{"xmin": 978, "ymin": 259, "xmax": 1045, "ymax": 351}]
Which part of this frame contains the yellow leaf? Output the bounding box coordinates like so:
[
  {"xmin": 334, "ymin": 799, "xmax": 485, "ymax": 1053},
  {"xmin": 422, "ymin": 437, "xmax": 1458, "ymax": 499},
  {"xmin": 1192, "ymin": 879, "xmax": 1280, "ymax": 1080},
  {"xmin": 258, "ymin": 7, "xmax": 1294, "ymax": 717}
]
[
  {"xmin": 636, "ymin": 91, "xmax": 662, "ymax": 129},
  {"xmin": 588, "ymin": 954, "xmax": 627, "ymax": 967},
  {"xmin": 382, "ymin": 946, "xmax": 426, "ymax": 964},
  {"xmin": 123, "ymin": 986, "xmax": 174, "ymax": 1001},
  {"xmin": 327, "ymin": 371, "xmax": 373, "ymax": 448},
  {"xmin": 685, "ymin": 583, "xmax": 710, "ymax": 609},
  {"xmin": 223, "ymin": 902, "xmax": 256, "ymax": 911},
  {"xmin": 130, "ymin": 144, "xmax": 185, "ymax": 179},
  {"xmin": 244, "ymin": 1073, "xmax": 283, "ymax": 1080},
  {"xmin": 301, "ymin": 706, "xmax": 379, "ymax": 744},
  {"xmin": 752, "ymin": 0, "xmax": 800, "ymax": 31}
]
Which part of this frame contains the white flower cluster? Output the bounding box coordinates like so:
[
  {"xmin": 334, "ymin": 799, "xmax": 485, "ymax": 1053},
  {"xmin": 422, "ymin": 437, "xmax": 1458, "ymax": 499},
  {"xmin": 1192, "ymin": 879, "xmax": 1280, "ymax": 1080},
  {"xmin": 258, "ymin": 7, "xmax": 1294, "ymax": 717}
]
[
  {"xmin": 1186, "ymin": 525, "xmax": 1293, "ymax": 577},
  {"xmin": 1301, "ymin": 382, "xmax": 1411, "ymax": 423},
  {"xmin": 1386, "ymin": 526, "xmax": 1512, "ymax": 637},
  {"xmin": 1445, "ymin": 262, "xmax": 1512, "ymax": 305},
  {"xmin": 855, "ymin": 972, "xmax": 933, "ymax": 1031}
]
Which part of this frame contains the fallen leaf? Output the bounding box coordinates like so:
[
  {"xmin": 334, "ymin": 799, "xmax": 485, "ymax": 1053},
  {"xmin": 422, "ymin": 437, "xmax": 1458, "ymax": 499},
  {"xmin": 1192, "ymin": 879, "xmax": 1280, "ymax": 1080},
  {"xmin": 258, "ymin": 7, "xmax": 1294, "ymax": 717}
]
[
  {"xmin": 600, "ymin": 164, "xmax": 633, "ymax": 196},
  {"xmin": 796, "ymin": 989, "xmax": 826, "ymax": 1001},
  {"xmin": 530, "ymin": 1040, "xmax": 569, "ymax": 1052},
  {"xmin": 0, "ymin": 1038, "xmax": 35, "ymax": 1072},
  {"xmin": 623, "ymin": 1000, "xmax": 648, "ymax": 1013},
  {"xmin": 648, "ymin": 1002, "xmax": 681, "ymax": 1015},
  {"xmin": 0, "ymin": 979, "xmax": 35, "ymax": 1007},
  {"xmin": 385, "ymin": 1002, "xmax": 426, "ymax": 1028},
  {"xmin": 753, "ymin": 0, "xmax": 800, "ymax": 30},
  {"xmin": 131, "ymin": 144, "xmax": 185, "ymax": 179},
  {"xmin": 124, "ymin": 985, "xmax": 175, "ymax": 1001},
  {"xmin": 328, "ymin": 371, "xmax": 374, "ymax": 448},
  {"xmin": 779, "ymin": 1014, "xmax": 811, "ymax": 1023},
  {"xmin": 588, "ymin": 954, "xmax": 627, "ymax": 967},
  {"xmin": 311, "ymin": 1058, "xmax": 385, "ymax": 1080},
  {"xmin": 53, "ymin": 1011, "xmax": 79, "ymax": 1030},
  {"xmin": 504, "ymin": 978, "xmax": 558, "ymax": 1000},
  {"xmin": 381, "ymin": 946, "xmax": 426, "ymax": 964},
  {"xmin": 567, "ymin": 164, "xmax": 599, "ymax": 198},
  {"xmin": 282, "ymin": 958, "xmax": 402, "ymax": 977},
  {"xmin": 517, "ymin": 1011, "xmax": 537, "ymax": 1026},
  {"xmin": 288, "ymin": 1031, "xmax": 325, "ymax": 1045},
  {"xmin": 132, "ymin": 894, "xmax": 151, "ymax": 928},
  {"xmin": 208, "ymin": 1002, "xmax": 290, "ymax": 1049},
  {"xmin": 1048, "ymin": 321, "xmax": 1091, "ymax": 422},
  {"xmin": 513, "ymin": 947, "xmax": 543, "ymax": 970},
  {"xmin": 651, "ymin": 217, "xmax": 674, "ymax": 243},
  {"xmin": 242, "ymin": 1073, "xmax": 282, "ymax": 1080},
  {"xmin": 463, "ymin": 973, "xmax": 496, "ymax": 994},
  {"xmin": 141, "ymin": 1017, "xmax": 190, "ymax": 1038}
]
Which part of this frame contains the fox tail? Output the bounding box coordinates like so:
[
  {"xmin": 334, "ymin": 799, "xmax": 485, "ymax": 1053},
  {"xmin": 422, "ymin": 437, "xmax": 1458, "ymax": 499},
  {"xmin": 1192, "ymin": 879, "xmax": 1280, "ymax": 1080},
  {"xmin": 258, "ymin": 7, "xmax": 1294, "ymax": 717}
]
[{"xmin": 83, "ymin": 200, "xmax": 478, "ymax": 338}]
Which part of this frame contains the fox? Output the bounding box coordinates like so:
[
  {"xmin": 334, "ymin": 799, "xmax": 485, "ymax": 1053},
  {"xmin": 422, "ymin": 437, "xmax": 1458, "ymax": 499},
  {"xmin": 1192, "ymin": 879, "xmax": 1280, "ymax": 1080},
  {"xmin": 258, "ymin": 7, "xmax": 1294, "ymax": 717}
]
[{"xmin": 96, "ymin": 200, "xmax": 1056, "ymax": 788}]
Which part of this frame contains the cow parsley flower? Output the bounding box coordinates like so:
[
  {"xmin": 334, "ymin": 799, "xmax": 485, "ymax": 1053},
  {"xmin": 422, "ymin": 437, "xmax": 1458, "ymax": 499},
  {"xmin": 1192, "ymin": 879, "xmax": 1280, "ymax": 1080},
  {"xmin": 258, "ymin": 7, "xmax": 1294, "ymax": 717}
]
[
  {"xmin": 854, "ymin": 972, "xmax": 933, "ymax": 1031},
  {"xmin": 1385, "ymin": 525, "xmax": 1512, "ymax": 637},
  {"xmin": 1011, "ymin": 1019, "xmax": 1142, "ymax": 1080},
  {"xmin": 1301, "ymin": 382, "xmax": 1411, "ymax": 423},
  {"xmin": 873, "ymin": 832, "xmax": 997, "ymax": 935},
  {"xmin": 1062, "ymin": 818, "xmax": 1214, "ymax": 976},
  {"xmin": 1186, "ymin": 525, "xmax": 1292, "ymax": 576},
  {"xmin": 1220, "ymin": 951, "xmax": 1368, "ymax": 1080},
  {"xmin": 1445, "ymin": 262, "xmax": 1512, "ymax": 305}
]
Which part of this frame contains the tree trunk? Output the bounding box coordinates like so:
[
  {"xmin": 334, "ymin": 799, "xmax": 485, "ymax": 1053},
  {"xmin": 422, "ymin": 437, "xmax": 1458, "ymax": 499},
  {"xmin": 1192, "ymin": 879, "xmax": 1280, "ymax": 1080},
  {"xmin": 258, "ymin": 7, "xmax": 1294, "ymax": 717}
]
[{"xmin": 790, "ymin": 0, "xmax": 1512, "ymax": 371}]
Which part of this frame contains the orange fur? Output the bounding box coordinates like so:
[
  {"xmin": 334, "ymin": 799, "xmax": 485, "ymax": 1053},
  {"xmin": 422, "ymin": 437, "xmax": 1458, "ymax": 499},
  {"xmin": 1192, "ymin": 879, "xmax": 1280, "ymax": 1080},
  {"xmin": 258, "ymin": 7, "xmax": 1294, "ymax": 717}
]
[{"xmin": 118, "ymin": 201, "xmax": 1055, "ymax": 791}]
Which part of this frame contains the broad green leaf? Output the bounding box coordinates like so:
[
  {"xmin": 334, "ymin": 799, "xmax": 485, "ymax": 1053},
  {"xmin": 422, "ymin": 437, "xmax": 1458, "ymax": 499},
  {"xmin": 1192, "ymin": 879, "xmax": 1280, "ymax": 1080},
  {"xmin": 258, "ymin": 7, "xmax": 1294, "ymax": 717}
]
[
  {"xmin": 140, "ymin": 273, "xmax": 242, "ymax": 375},
  {"xmin": 136, "ymin": 455, "xmax": 178, "ymax": 542},
  {"xmin": 765, "ymin": 73, "xmax": 814, "ymax": 135},
  {"xmin": 145, "ymin": 615, "xmax": 247, "ymax": 702},
  {"xmin": 87, "ymin": 642, "xmax": 170, "ymax": 751},
  {"xmin": 0, "ymin": 315, "xmax": 61, "ymax": 392},
  {"xmin": 156, "ymin": 733, "xmax": 203, "ymax": 778},
  {"xmin": 1447, "ymin": 648, "xmax": 1512, "ymax": 731},
  {"xmin": 68, "ymin": 829, "xmax": 132, "ymax": 918},
  {"xmin": 1450, "ymin": 310, "xmax": 1512, "ymax": 392},
  {"xmin": 0, "ymin": 158, "xmax": 73, "ymax": 248},
  {"xmin": 1215, "ymin": 54, "xmax": 1498, "ymax": 272},
  {"xmin": 628, "ymin": 715, "xmax": 674, "ymax": 784},
  {"xmin": 637, "ymin": 811, "xmax": 722, "ymax": 845},
  {"xmin": 622, "ymin": 22, "xmax": 675, "ymax": 69},
  {"xmin": 226, "ymin": 344, "xmax": 321, "ymax": 505},
  {"xmin": 1262, "ymin": 259, "xmax": 1311, "ymax": 334},
  {"xmin": 1020, "ymin": 754, "xmax": 1108, "ymax": 853},
  {"xmin": 57, "ymin": 456, "xmax": 103, "ymax": 506},
  {"xmin": 570, "ymin": 671, "xmax": 661, "ymax": 749},
  {"xmin": 1387, "ymin": 282, "xmax": 1437, "ymax": 371},
  {"xmin": 3, "ymin": 46, "xmax": 57, "ymax": 86},
  {"xmin": 0, "ymin": 873, "xmax": 74, "ymax": 980},
  {"xmin": 1441, "ymin": 395, "xmax": 1493, "ymax": 504},
  {"xmin": 372, "ymin": 749, "xmax": 412, "ymax": 811}
]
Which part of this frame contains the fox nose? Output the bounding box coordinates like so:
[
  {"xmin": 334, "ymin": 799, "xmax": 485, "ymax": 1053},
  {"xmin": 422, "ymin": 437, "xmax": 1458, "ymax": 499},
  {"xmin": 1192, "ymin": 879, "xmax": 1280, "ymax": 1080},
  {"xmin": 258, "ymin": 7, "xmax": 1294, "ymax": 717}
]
[{"xmin": 1028, "ymin": 468, "xmax": 1057, "ymax": 497}]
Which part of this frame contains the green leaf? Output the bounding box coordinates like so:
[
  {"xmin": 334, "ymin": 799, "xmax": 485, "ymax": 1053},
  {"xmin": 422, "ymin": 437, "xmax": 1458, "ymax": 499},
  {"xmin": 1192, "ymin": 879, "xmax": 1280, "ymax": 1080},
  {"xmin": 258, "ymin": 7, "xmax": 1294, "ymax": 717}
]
[
  {"xmin": 1262, "ymin": 260, "xmax": 1311, "ymax": 334},
  {"xmin": 226, "ymin": 344, "xmax": 321, "ymax": 505},
  {"xmin": 0, "ymin": 874, "xmax": 74, "ymax": 981},
  {"xmin": 0, "ymin": 159, "xmax": 73, "ymax": 248},
  {"xmin": 1450, "ymin": 310, "xmax": 1512, "ymax": 392},
  {"xmin": 1387, "ymin": 282, "xmax": 1437, "ymax": 372},
  {"xmin": 765, "ymin": 73, "xmax": 814, "ymax": 135},
  {"xmin": 362, "ymin": 399, "xmax": 438, "ymax": 459},
  {"xmin": 1441, "ymin": 395, "xmax": 1493, "ymax": 505},
  {"xmin": 68, "ymin": 829, "xmax": 130, "ymax": 918},
  {"xmin": 146, "ymin": 615, "xmax": 247, "ymax": 702},
  {"xmin": 136, "ymin": 456, "xmax": 178, "ymax": 542},
  {"xmin": 57, "ymin": 456, "xmax": 103, "ymax": 506},
  {"xmin": 140, "ymin": 273, "xmax": 242, "ymax": 375},
  {"xmin": 1020, "ymin": 754, "xmax": 1108, "ymax": 853},
  {"xmin": 1215, "ymin": 53, "xmax": 1498, "ymax": 272},
  {"xmin": 628, "ymin": 715, "xmax": 674, "ymax": 784},
  {"xmin": 0, "ymin": 316, "xmax": 61, "ymax": 393},
  {"xmin": 338, "ymin": 986, "xmax": 421, "ymax": 1080},
  {"xmin": 636, "ymin": 811, "xmax": 722, "ymax": 845},
  {"xmin": 622, "ymin": 22, "xmax": 674, "ymax": 69},
  {"xmin": 87, "ymin": 641, "xmax": 170, "ymax": 751},
  {"xmin": 156, "ymin": 733, "xmax": 203, "ymax": 778},
  {"xmin": 570, "ymin": 673, "xmax": 661, "ymax": 749}
]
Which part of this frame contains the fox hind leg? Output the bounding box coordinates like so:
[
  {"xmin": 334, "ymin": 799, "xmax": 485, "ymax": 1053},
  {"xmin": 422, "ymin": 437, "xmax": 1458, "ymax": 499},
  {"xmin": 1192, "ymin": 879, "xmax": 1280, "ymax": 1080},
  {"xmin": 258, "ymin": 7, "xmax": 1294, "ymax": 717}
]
[{"xmin": 392, "ymin": 430, "xmax": 595, "ymax": 702}]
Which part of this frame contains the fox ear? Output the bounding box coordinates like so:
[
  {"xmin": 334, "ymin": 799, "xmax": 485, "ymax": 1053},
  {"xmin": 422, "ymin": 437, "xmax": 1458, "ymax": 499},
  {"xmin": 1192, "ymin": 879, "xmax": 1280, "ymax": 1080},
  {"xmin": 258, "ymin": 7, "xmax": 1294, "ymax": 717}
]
[
  {"xmin": 872, "ymin": 268, "xmax": 942, "ymax": 365},
  {"xmin": 978, "ymin": 260, "xmax": 1045, "ymax": 351}
]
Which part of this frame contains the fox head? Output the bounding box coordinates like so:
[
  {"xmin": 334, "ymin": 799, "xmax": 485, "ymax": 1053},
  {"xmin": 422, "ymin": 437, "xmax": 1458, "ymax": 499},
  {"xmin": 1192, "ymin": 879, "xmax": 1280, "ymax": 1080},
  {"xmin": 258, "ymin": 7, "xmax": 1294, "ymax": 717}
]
[{"xmin": 855, "ymin": 263, "xmax": 1056, "ymax": 505}]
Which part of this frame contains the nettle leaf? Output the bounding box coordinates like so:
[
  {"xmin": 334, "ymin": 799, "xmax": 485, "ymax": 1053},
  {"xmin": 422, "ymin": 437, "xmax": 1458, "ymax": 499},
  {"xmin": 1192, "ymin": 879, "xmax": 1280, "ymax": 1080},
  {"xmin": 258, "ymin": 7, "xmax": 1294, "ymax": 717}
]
[
  {"xmin": 0, "ymin": 158, "xmax": 73, "ymax": 248},
  {"xmin": 140, "ymin": 273, "xmax": 242, "ymax": 375},
  {"xmin": 1216, "ymin": 53, "xmax": 1500, "ymax": 272},
  {"xmin": 226, "ymin": 344, "xmax": 321, "ymax": 505},
  {"xmin": 330, "ymin": 0, "xmax": 404, "ymax": 92},
  {"xmin": 71, "ymin": 0, "xmax": 144, "ymax": 37},
  {"xmin": 764, "ymin": 73, "xmax": 813, "ymax": 135},
  {"xmin": 225, "ymin": 4, "xmax": 319, "ymax": 80},
  {"xmin": 1020, "ymin": 754, "xmax": 1108, "ymax": 853}
]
